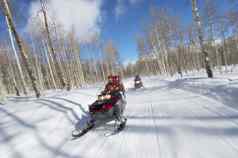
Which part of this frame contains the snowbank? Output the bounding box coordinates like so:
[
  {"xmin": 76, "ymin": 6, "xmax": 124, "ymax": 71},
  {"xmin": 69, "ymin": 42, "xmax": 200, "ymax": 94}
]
[{"xmin": 164, "ymin": 75, "xmax": 238, "ymax": 110}]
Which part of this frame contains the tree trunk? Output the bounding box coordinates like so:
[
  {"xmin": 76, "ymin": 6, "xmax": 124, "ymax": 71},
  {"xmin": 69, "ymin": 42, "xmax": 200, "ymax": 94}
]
[
  {"xmin": 5, "ymin": 13, "xmax": 27, "ymax": 95},
  {"xmin": 42, "ymin": 40, "xmax": 57, "ymax": 89},
  {"xmin": 5, "ymin": 49, "xmax": 21, "ymax": 96},
  {"xmin": 1, "ymin": 0, "xmax": 40, "ymax": 97},
  {"xmin": 191, "ymin": 0, "xmax": 213, "ymax": 78},
  {"xmin": 40, "ymin": 0, "xmax": 66, "ymax": 89}
]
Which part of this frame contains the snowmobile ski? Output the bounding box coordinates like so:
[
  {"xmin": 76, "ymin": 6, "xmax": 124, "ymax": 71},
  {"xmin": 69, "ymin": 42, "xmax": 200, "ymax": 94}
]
[
  {"xmin": 117, "ymin": 118, "xmax": 127, "ymax": 131},
  {"xmin": 104, "ymin": 118, "xmax": 127, "ymax": 137},
  {"xmin": 71, "ymin": 124, "xmax": 94, "ymax": 140}
]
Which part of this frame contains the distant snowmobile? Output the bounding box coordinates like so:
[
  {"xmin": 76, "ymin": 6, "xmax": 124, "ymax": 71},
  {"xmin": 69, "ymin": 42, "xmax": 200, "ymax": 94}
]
[
  {"xmin": 134, "ymin": 75, "xmax": 143, "ymax": 89},
  {"xmin": 72, "ymin": 76, "xmax": 127, "ymax": 138}
]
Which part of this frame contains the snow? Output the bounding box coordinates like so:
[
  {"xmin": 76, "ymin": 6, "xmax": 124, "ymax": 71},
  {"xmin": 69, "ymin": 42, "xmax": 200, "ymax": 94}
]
[{"xmin": 1, "ymin": 70, "xmax": 238, "ymax": 158}]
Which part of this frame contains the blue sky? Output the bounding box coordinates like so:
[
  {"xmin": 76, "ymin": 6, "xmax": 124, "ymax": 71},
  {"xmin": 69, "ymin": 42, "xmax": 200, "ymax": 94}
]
[
  {"xmin": 101, "ymin": 0, "xmax": 192, "ymax": 64},
  {"xmin": 100, "ymin": 0, "xmax": 231, "ymax": 64},
  {"xmin": 0, "ymin": 0, "xmax": 233, "ymax": 65}
]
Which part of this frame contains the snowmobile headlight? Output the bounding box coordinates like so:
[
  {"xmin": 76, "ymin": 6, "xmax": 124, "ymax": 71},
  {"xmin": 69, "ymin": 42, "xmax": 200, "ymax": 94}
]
[{"xmin": 136, "ymin": 81, "xmax": 141, "ymax": 84}]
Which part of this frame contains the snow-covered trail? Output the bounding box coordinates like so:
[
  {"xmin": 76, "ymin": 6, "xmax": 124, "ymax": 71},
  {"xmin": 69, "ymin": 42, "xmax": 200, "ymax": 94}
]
[{"xmin": 1, "ymin": 78, "xmax": 238, "ymax": 158}]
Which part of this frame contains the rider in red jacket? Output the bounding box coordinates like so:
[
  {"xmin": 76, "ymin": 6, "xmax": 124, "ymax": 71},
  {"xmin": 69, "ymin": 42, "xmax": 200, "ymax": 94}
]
[
  {"xmin": 102, "ymin": 75, "xmax": 125, "ymax": 95},
  {"xmin": 102, "ymin": 75, "xmax": 127, "ymax": 129}
]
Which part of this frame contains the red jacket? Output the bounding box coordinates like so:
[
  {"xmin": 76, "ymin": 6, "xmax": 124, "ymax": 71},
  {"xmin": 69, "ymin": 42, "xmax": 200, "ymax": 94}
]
[
  {"xmin": 102, "ymin": 75, "xmax": 125, "ymax": 94},
  {"xmin": 103, "ymin": 82, "xmax": 125, "ymax": 94}
]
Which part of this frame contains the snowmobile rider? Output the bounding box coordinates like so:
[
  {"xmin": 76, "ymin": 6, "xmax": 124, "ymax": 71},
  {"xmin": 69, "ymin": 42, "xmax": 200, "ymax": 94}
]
[
  {"xmin": 134, "ymin": 74, "xmax": 143, "ymax": 89},
  {"xmin": 134, "ymin": 74, "xmax": 141, "ymax": 82},
  {"xmin": 102, "ymin": 75, "xmax": 125, "ymax": 96},
  {"xmin": 100, "ymin": 75, "xmax": 127, "ymax": 130}
]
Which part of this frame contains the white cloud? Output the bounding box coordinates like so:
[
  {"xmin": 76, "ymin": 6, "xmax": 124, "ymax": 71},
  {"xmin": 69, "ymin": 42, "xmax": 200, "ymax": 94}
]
[
  {"xmin": 115, "ymin": 0, "xmax": 126, "ymax": 18},
  {"xmin": 26, "ymin": 0, "xmax": 102, "ymax": 42},
  {"xmin": 129, "ymin": 0, "xmax": 143, "ymax": 5},
  {"xmin": 114, "ymin": 0, "xmax": 143, "ymax": 18}
]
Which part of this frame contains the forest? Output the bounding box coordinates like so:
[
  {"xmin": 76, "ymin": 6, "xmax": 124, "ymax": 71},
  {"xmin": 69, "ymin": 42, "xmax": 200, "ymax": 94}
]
[{"xmin": 0, "ymin": 0, "xmax": 237, "ymax": 98}]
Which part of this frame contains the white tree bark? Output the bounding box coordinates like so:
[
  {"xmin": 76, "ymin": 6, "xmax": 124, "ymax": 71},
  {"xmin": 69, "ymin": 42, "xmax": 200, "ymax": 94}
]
[{"xmin": 5, "ymin": 15, "xmax": 27, "ymax": 95}]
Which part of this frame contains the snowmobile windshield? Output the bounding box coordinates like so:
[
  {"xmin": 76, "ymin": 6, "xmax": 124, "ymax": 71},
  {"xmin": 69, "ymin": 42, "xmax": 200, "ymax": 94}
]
[
  {"xmin": 135, "ymin": 76, "xmax": 141, "ymax": 81},
  {"xmin": 98, "ymin": 94, "xmax": 111, "ymax": 101}
]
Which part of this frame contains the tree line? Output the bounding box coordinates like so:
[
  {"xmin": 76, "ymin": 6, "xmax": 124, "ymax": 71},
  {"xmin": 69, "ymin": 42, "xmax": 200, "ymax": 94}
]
[
  {"xmin": 0, "ymin": 0, "xmax": 238, "ymax": 98},
  {"xmin": 0, "ymin": 0, "xmax": 122, "ymax": 97},
  {"xmin": 124, "ymin": 0, "xmax": 238, "ymax": 78}
]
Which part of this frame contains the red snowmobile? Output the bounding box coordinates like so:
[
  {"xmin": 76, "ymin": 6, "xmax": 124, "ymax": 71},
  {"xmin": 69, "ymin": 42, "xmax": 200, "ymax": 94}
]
[{"xmin": 72, "ymin": 91, "xmax": 127, "ymax": 138}]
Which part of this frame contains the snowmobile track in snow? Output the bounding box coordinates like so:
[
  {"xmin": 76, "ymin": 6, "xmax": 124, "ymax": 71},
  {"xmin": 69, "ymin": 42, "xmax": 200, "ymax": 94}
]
[{"xmin": 2, "ymin": 78, "xmax": 238, "ymax": 158}]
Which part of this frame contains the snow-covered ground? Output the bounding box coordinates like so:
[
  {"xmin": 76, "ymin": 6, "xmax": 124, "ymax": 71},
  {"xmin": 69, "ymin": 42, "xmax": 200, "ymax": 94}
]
[{"xmin": 1, "ymin": 71, "xmax": 238, "ymax": 158}]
